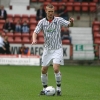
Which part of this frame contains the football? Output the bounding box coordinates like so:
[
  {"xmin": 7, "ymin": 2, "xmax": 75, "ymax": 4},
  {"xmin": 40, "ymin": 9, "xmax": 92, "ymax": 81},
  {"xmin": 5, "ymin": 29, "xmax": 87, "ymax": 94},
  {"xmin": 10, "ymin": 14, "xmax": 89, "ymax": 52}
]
[{"xmin": 45, "ymin": 86, "xmax": 56, "ymax": 96}]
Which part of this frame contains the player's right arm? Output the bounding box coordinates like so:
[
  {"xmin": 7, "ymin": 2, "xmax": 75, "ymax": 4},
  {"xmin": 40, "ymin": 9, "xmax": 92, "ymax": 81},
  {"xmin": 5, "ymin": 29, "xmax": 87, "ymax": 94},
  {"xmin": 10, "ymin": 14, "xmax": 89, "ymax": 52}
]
[
  {"xmin": 32, "ymin": 32, "xmax": 37, "ymax": 44},
  {"xmin": 32, "ymin": 20, "xmax": 43, "ymax": 44}
]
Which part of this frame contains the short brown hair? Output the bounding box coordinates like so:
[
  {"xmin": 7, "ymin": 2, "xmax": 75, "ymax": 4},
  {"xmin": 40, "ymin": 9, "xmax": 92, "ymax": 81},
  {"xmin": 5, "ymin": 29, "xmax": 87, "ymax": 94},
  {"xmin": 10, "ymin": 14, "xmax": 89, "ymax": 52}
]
[{"xmin": 46, "ymin": 4, "xmax": 54, "ymax": 9}]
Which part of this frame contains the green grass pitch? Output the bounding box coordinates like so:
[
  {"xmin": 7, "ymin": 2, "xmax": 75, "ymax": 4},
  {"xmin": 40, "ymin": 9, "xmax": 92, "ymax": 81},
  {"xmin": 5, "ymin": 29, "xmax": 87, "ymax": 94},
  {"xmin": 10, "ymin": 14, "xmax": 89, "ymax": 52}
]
[{"xmin": 0, "ymin": 65, "xmax": 100, "ymax": 100}]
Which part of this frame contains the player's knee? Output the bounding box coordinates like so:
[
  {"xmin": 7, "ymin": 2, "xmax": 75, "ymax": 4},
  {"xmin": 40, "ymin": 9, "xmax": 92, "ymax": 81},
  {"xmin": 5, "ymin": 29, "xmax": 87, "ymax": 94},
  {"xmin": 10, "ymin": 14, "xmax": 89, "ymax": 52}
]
[
  {"xmin": 54, "ymin": 68, "xmax": 59, "ymax": 73},
  {"xmin": 41, "ymin": 67, "xmax": 48, "ymax": 74}
]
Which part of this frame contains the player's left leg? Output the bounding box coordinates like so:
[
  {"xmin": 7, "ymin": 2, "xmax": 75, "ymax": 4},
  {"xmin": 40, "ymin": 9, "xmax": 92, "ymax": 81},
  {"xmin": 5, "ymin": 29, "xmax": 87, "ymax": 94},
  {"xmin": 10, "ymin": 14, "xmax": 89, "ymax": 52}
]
[
  {"xmin": 52, "ymin": 48, "xmax": 63, "ymax": 96},
  {"xmin": 53, "ymin": 63, "xmax": 62, "ymax": 96}
]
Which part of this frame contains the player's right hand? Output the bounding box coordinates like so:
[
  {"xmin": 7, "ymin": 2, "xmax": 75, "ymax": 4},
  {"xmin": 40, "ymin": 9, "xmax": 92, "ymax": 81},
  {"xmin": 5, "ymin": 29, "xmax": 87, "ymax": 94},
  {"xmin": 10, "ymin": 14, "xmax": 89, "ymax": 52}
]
[{"xmin": 31, "ymin": 40, "xmax": 37, "ymax": 45}]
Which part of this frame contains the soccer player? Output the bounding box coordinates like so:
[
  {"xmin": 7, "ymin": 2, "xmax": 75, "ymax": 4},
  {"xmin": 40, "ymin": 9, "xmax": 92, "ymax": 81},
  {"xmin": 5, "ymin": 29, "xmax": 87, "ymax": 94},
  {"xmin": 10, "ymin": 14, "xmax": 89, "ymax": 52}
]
[{"xmin": 32, "ymin": 4, "xmax": 74, "ymax": 96}]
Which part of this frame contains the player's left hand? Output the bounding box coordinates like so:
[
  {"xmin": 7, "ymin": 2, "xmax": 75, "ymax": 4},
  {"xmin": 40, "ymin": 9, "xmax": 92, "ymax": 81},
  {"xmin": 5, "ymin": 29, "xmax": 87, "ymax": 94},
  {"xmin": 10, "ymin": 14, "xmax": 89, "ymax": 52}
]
[
  {"xmin": 69, "ymin": 17, "xmax": 74, "ymax": 27},
  {"xmin": 69, "ymin": 17, "xmax": 74, "ymax": 23}
]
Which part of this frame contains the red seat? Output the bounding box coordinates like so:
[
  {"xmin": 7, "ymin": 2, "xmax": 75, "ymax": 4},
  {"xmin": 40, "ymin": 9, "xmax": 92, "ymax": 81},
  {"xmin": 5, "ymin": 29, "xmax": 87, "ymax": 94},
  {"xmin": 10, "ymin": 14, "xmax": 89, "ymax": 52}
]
[
  {"xmin": 93, "ymin": 26, "xmax": 100, "ymax": 32},
  {"xmin": 0, "ymin": 23, "xmax": 3, "ymax": 30},
  {"xmin": 38, "ymin": 32, "xmax": 44, "ymax": 37},
  {"xmin": 58, "ymin": 2, "xmax": 66, "ymax": 7},
  {"xmin": 43, "ymin": 2, "xmax": 49, "ymax": 7},
  {"xmin": 66, "ymin": 3, "xmax": 73, "ymax": 12},
  {"xmin": 93, "ymin": 0, "xmax": 99, "ymax": 3},
  {"xmin": 92, "ymin": 21, "xmax": 100, "ymax": 26},
  {"xmin": 74, "ymin": 2, "xmax": 81, "ymax": 13},
  {"xmin": 62, "ymin": 39, "xmax": 70, "ymax": 44},
  {"xmin": 14, "ymin": 32, "xmax": 21, "ymax": 37},
  {"xmin": 7, "ymin": 14, "xmax": 13, "ymax": 18},
  {"xmin": 22, "ymin": 14, "xmax": 29, "ymax": 23},
  {"xmin": 14, "ymin": 18, "xmax": 21, "ymax": 24},
  {"xmin": 22, "ymin": 18, "xmax": 29, "ymax": 24},
  {"xmin": 0, "ymin": 20, "xmax": 5, "ymax": 24},
  {"xmin": 1, "ymin": 32, "xmax": 5, "ymax": 36},
  {"xmin": 89, "ymin": 3, "xmax": 97, "ymax": 13},
  {"xmin": 14, "ymin": 14, "xmax": 21, "ymax": 19},
  {"xmin": 22, "ymin": 37, "xmax": 30, "ymax": 43},
  {"xmin": 94, "ymin": 32, "xmax": 100, "ymax": 38},
  {"xmin": 94, "ymin": 38, "xmax": 100, "ymax": 44},
  {"xmin": 45, "ymin": 0, "xmax": 52, "ymax": 2},
  {"xmin": 30, "ymin": 14, "xmax": 36, "ymax": 19},
  {"xmin": 14, "ymin": 14, "xmax": 21, "ymax": 23},
  {"xmin": 69, "ymin": 0, "xmax": 74, "ymax": 2},
  {"xmin": 8, "ymin": 37, "xmax": 14, "ymax": 43},
  {"xmin": 30, "ymin": 24, "xmax": 36, "ymax": 31},
  {"xmin": 22, "ymin": 33, "xmax": 30, "ymax": 37},
  {"xmin": 81, "ymin": 2, "xmax": 89, "ymax": 13},
  {"xmin": 14, "ymin": 37, "xmax": 22, "ymax": 43},
  {"xmin": 6, "ymin": 32, "xmax": 13, "ymax": 37},
  {"xmin": 38, "ymin": 37, "xmax": 44, "ymax": 44},
  {"xmin": 7, "ymin": 14, "xmax": 13, "ymax": 21},
  {"xmin": 29, "ymin": 19, "xmax": 37, "ymax": 25}
]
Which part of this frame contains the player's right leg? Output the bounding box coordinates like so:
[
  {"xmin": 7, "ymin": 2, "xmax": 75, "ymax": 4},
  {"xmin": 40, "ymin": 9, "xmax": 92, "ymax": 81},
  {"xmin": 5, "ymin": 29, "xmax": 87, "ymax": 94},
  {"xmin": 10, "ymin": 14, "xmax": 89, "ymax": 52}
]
[{"xmin": 40, "ymin": 66, "xmax": 48, "ymax": 95}]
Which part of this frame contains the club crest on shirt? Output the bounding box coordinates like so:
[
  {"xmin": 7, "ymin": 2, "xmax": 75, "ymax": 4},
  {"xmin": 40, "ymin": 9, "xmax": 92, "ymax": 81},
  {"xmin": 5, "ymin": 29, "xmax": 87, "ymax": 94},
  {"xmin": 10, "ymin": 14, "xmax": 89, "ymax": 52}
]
[{"xmin": 47, "ymin": 28, "xmax": 56, "ymax": 33}]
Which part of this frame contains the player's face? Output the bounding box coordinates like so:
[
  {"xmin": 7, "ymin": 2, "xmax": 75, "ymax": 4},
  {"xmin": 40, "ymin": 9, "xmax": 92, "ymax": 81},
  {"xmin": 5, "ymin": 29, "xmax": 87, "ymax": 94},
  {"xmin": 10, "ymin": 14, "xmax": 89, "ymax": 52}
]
[{"xmin": 46, "ymin": 7, "xmax": 54, "ymax": 19}]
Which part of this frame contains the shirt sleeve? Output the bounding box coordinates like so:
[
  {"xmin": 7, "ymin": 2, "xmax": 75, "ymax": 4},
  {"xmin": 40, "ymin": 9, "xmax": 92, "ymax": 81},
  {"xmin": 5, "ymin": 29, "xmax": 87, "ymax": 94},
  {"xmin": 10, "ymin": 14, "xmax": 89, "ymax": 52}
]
[
  {"xmin": 59, "ymin": 17, "xmax": 70, "ymax": 27},
  {"xmin": 34, "ymin": 20, "xmax": 43, "ymax": 34}
]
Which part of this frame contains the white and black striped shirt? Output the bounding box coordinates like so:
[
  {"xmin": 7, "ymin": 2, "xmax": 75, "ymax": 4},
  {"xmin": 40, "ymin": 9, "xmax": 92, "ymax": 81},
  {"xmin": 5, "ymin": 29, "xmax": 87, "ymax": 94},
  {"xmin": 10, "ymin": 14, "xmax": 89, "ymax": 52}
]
[{"xmin": 34, "ymin": 17, "xmax": 70, "ymax": 50}]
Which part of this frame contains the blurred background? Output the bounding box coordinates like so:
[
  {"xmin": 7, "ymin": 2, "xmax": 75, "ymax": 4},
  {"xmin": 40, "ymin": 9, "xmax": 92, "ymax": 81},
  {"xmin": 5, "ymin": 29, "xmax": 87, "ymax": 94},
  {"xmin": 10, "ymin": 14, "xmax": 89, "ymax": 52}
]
[{"xmin": 0, "ymin": 0, "xmax": 100, "ymax": 65}]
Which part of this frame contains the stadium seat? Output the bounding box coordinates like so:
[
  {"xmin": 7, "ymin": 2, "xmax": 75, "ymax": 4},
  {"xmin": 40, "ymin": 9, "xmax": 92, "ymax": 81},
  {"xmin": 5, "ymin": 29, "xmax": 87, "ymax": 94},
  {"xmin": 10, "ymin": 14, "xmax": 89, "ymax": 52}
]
[
  {"xmin": 30, "ymin": 24, "xmax": 36, "ymax": 31},
  {"xmin": 94, "ymin": 32, "xmax": 100, "ymax": 38},
  {"xmin": 66, "ymin": 2, "xmax": 73, "ymax": 12},
  {"xmin": 22, "ymin": 14, "xmax": 29, "ymax": 23},
  {"xmin": 14, "ymin": 14, "xmax": 21, "ymax": 24},
  {"xmin": 62, "ymin": 39, "xmax": 70, "ymax": 44},
  {"xmin": 94, "ymin": 38, "xmax": 100, "ymax": 44},
  {"xmin": 51, "ymin": 2, "xmax": 58, "ymax": 7},
  {"xmin": 89, "ymin": 2, "xmax": 97, "ymax": 13},
  {"xmin": 46, "ymin": 0, "xmax": 52, "ymax": 2},
  {"xmin": 93, "ymin": 0, "xmax": 99, "ymax": 3},
  {"xmin": 58, "ymin": 2, "xmax": 66, "ymax": 7},
  {"xmin": 81, "ymin": 2, "xmax": 89, "ymax": 13},
  {"xmin": 69, "ymin": 0, "xmax": 74, "ymax": 2},
  {"xmin": 7, "ymin": 14, "xmax": 13, "ymax": 19},
  {"xmin": 6, "ymin": 32, "xmax": 14, "ymax": 37},
  {"xmin": 1, "ymin": 32, "xmax": 5, "ymax": 36},
  {"xmin": 30, "ymin": 15, "xmax": 36, "ymax": 19},
  {"xmin": 7, "ymin": 14, "xmax": 13, "ymax": 21},
  {"xmin": 0, "ymin": 23, "xmax": 3, "ymax": 30},
  {"xmin": 22, "ymin": 33, "xmax": 30, "ymax": 37},
  {"xmin": 0, "ymin": 20, "xmax": 5, "ymax": 24},
  {"xmin": 14, "ymin": 32, "xmax": 21, "ymax": 37},
  {"xmin": 37, "ymin": 31, "xmax": 44, "ymax": 37},
  {"xmin": 29, "ymin": 19, "xmax": 37, "ymax": 25},
  {"xmin": 22, "ymin": 37, "xmax": 30, "ymax": 43},
  {"xmin": 93, "ymin": 26, "xmax": 100, "ymax": 32},
  {"xmin": 22, "ymin": 14, "xmax": 29, "ymax": 20},
  {"xmin": 8, "ymin": 37, "xmax": 14, "ymax": 43},
  {"xmin": 62, "ymin": 0, "xmax": 68, "ymax": 2},
  {"xmin": 14, "ymin": 37, "xmax": 22, "ymax": 43},
  {"xmin": 92, "ymin": 21, "xmax": 100, "ymax": 26},
  {"xmin": 43, "ymin": 2, "xmax": 50, "ymax": 7},
  {"xmin": 74, "ymin": 2, "xmax": 81, "ymax": 14},
  {"xmin": 38, "ymin": 37, "xmax": 44, "ymax": 44}
]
